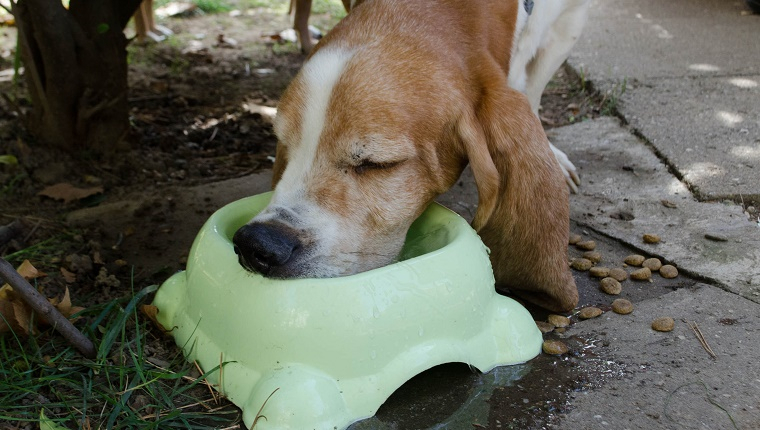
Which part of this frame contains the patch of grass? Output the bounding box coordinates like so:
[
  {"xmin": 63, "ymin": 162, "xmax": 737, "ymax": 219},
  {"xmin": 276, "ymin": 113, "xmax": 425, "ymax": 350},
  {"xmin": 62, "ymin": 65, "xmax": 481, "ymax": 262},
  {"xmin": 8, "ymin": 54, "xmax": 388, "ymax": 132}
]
[
  {"xmin": 127, "ymin": 42, "xmax": 190, "ymax": 78},
  {"xmin": 168, "ymin": 55, "xmax": 191, "ymax": 77},
  {"xmin": 599, "ymin": 78, "xmax": 627, "ymax": 116},
  {"xmin": 2, "ymin": 234, "xmax": 73, "ymax": 268},
  {"xmin": 193, "ymin": 0, "xmax": 233, "ymax": 14},
  {"xmin": 0, "ymin": 284, "xmax": 240, "ymax": 429},
  {"xmin": 311, "ymin": 0, "xmax": 348, "ymax": 16},
  {"xmin": 126, "ymin": 42, "xmax": 158, "ymax": 67},
  {"xmin": 576, "ymin": 66, "xmax": 588, "ymax": 93}
]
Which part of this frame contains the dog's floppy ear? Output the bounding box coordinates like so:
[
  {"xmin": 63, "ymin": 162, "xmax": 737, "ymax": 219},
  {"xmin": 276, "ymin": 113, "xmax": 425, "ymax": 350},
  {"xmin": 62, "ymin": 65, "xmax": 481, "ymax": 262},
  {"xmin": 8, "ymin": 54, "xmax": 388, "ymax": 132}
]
[
  {"xmin": 271, "ymin": 143, "xmax": 289, "ymax": 188},
  {"xmin": 458, "ymin": 85, "xmax": 578, "ymax": 312}
]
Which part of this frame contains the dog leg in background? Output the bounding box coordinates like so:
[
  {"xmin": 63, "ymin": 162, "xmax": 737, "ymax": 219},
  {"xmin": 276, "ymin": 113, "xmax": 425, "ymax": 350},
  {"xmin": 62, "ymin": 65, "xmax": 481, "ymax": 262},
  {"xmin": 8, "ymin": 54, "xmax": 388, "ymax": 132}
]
[
  {"xmin": 509, "ymin": 0, "xmax": 591, "ymax": 193},
  {"xmin": 133, "ymin": 0, "xmax": 173, "ymax": 43},
  {"xmin": 292, "ymin": 0, "xmax": 314, "ymax": 53},
  {"xmin": 291, "ymin": 0, "xmax": 353, "ymax": 53}
]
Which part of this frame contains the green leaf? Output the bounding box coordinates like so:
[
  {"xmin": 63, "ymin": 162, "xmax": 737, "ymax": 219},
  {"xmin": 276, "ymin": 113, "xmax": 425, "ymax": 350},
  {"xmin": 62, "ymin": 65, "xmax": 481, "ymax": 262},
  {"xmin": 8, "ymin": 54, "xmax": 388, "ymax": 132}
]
[
  {"xmin": 0, "ymin": 155, "xmax": 17, "ymax": 165},
  {"xmin": 40, "ymin": 410, "xmax": 70, "ymax": 430},
  {"xmin": 96, "ymin": 23, "xmax": 110, "ymax": 34}
]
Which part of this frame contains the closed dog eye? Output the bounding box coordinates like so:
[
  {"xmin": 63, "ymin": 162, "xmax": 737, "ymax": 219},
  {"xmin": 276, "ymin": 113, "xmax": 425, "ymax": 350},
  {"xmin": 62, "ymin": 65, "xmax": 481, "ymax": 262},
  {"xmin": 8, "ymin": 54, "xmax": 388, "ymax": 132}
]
[{"xmin": 352, "ymin": 159, "xmax": 404, "ymax": 175}]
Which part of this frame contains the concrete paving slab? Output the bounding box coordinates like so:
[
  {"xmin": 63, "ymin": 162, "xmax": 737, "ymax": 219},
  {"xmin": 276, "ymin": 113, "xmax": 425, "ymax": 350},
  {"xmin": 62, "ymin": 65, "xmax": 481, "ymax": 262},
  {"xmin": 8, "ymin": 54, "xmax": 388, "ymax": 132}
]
[
  {"xmin": 619, "ymin": 74, "xmax": 760, "ymax": 201},
  {"xmin": 562, "ymin": 283, "xmax": 760, "ymax": 429},
  {"xmin": 549, "ymin": 117, "xmax": 760, "ymax": 303},
  {"xmin": 570, "ymin": 0, "xmax": 760, "ymax": 85},
  {"xmin": 567, "ymin": 0, "xmax": 760, "ymax": 202}
]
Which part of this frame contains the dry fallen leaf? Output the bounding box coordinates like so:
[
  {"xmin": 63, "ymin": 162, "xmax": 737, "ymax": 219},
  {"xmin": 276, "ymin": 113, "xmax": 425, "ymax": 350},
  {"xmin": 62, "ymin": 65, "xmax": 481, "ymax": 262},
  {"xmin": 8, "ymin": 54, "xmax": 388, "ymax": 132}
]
[
  {"xmin": 141, "ymin": 304, "xmax": 168, "ymax": 332},
  {"xmin": 60, "ymin": 267, "xmax": 76, "ymax": 283},
  {"xmin": 17, "ymin": 259, "xmax": 47, "ymax": 280},
  {"xmin": 1, "ymin": 259, "xmax": 46, "ymax": 333},
  {"xmin": 12, "ymin": 299, "xmax": 36, "ymax": 335},
  {"xmin": 38, "ymin": 182, "xmax": 104, "ymax": 204},
  {"xmin": 1, "ymin": 261, "xmax": 85, "ymax": 336},
  {"xmin": 51, "ymin": 287, "xmax": 86, "ymax": 319},
  {"xmin": 0, "ymin": 283, "xmax": 14, "ymax": 301},
  {"xmin": 0, "ymin": 290, "xmax": 19, "ymax": 333}
]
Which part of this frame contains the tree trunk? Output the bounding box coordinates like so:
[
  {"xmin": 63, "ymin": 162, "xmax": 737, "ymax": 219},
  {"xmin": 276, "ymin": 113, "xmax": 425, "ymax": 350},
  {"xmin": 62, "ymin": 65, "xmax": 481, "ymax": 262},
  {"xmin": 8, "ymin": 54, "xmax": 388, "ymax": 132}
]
[{"xmin": 13, "ymin": 0, "xmax": 142, "ymax": 153}]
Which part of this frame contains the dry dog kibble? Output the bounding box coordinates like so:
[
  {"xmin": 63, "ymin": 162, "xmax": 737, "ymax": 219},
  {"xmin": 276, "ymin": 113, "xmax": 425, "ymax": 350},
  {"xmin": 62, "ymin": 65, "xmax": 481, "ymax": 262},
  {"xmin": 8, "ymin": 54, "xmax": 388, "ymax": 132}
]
[
  {"xmin": 570, "ymin": 258, "xmax": 593, "ymax": 271},
  {"xmin": 576, "ymin": 240, "xmax": 597, "ymax": 251},
  {"xmin": 589, "ymin": 266, "xmax": 610, "ymax": 278},
  {"xmin": 547, "ymin": 314, "xmax": 570, "ymax": 328},
  {"xmin": 705, "ymin": 232, "xmax": 728, "ymax": 242},
  {"xmin": 535, "ymin": 321, "xmax": 555, "ymax": 334},
  {"xmin": 624, "ymin": 254, "xmax": 645, "ymax": 266},
  {"xmin": 578, "ymin": 306, "xmax": 603, "ymax": 319},
  {"xmin": 569, "ymin": 233, "xmax": 582, "ymax": 245},
  {"xmin": 643, "ymin": 233, "xmax": 661, "ymax": 244},
  {"xmin": 660, "ymin": 265, "xmax": 678, "ymax": 279},
  {"xmin": 651, "ymin": 317, "xmax": 675, "ymax": 332},
  {"xmin": 612, "ymin": 299, "xmax": 634, "ymax": 314},
  {"xmin": 609, "ymin": 268, "xmax": 628, "ymax": 282},
  {"xmin": 630, "ymin": 267, "xmax": 652, "ymax": 281},
  {"xmin": 582, "ymin": 251, "xmax": 602, "ymax": 263},
  {"xmin": 600, "ymin": 277, "xmax": 622, "ymax": 295},
  {"xmin": 642, "ymin": 258, "xmax": 662, "ymax": 271},
  {"xmin": 542, "ymin": 340, "xmax": 569, "ymax": 355}
]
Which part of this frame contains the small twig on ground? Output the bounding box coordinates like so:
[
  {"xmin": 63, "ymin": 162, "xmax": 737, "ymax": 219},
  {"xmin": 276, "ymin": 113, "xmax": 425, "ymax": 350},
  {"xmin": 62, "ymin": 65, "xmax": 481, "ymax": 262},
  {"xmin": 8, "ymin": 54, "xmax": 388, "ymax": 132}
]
[
  {"xmin": 219, "ymin": 352, "xmax": 225, "ymax": 396},
  {"xmin": 195, "ymin": 360, "xmax": 220, "ymax": 405},
  {"xmin": 0, "ymin": 257, "xmax": 96, "ymax": 358},
  {"xmin": 22, "ymin": 219, "xmax": 41, "ymax": 243},
  {"xmin": 687, "ymin": 320, "xmax": 717, "ymax": 359},
  {"xmin": 664, "ymin": 381, "xmax": 739, "ymax": 429},
  {"xmin": 251, "ymin": 388, "xmax": 280, "ymax": 429},
  {"xmin": 139, "ymin": 398, "xmax": 216, "ymax": 420}
]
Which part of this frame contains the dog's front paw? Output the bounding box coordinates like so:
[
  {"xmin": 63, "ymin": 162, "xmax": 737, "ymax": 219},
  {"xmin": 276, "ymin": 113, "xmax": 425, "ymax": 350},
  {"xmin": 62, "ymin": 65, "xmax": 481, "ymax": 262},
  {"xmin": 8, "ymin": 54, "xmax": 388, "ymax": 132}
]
[{"xmin": 549, "ymin": 141, "xmax": 580, "ymax": 193}]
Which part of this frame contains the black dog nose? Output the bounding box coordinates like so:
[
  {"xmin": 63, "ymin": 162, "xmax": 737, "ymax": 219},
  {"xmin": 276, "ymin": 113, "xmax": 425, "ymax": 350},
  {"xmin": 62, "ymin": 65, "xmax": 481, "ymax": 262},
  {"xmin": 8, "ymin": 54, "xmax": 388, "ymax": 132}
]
[{"xmin": 232, "ymin": 223, "xmax": 300, "ymax": 276}]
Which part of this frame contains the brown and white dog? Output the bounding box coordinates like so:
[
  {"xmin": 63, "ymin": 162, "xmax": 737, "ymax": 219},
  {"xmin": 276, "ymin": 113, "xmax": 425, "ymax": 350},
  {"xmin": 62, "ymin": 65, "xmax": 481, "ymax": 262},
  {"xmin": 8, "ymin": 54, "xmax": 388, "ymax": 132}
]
[{"xmin": 235, "ymin": 0, "xmax": 589, "ymax": 312}]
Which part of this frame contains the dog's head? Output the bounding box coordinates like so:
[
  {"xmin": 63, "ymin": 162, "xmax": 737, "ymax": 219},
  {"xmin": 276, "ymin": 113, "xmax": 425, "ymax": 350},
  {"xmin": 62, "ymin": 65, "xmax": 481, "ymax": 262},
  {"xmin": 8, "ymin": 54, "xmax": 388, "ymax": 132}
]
[
  {"xmin": 233, "ymin": 43, "xmax": 467, "ymax": 278},
  {"xmin": 232, "ymin": 0, "xmax": 577, "ymax": 312}
]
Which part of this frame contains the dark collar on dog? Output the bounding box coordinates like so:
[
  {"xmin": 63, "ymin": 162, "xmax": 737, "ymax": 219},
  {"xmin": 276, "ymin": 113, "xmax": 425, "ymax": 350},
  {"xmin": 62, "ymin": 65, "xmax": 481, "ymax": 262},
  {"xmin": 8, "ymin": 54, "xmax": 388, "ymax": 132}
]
[{"xmin": 524, "ymin": 0, "xmax": 534, "ymax": 15}]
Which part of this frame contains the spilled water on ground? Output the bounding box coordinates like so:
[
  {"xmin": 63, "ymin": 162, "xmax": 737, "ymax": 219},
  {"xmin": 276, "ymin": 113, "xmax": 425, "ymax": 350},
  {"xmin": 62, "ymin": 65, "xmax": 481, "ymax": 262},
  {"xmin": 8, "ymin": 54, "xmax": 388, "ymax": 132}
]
[{"xmin": 349, "ymin": 334, "xmax": 626, "ymax": 429}]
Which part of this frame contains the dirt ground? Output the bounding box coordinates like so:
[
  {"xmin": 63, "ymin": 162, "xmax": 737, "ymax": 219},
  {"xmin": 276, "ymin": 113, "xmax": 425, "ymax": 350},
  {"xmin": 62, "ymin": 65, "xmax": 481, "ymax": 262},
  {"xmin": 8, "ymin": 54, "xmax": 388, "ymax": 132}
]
[{"xmin": 0, "ymin": 5, "xmax": 602, "ymax": 428}]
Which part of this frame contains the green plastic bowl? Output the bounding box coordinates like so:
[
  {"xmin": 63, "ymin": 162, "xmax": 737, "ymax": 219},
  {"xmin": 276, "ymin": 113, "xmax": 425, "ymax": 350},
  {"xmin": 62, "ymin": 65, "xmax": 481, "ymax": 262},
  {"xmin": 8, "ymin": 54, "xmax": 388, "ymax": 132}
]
[{"xmin": 153, "ymin": 192, "xmax": 541, "ymax": 429}]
